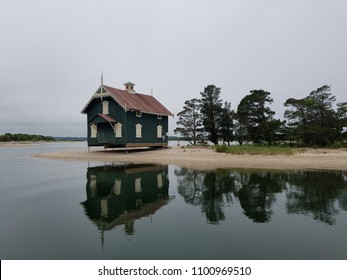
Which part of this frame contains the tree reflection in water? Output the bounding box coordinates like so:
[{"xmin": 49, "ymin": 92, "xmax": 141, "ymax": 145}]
[
  {"xmin": 175, "ymin": 167, "xmax": 347, "ymax": 225},
  {"xmin": 285, "ymin": 171, "xmax": 347, "ymax": 225},
  {"xmin": 175, "ymin": 168, "xmax": 235, "ymax": 224}
]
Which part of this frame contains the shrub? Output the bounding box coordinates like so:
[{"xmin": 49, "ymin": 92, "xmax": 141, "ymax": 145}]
[{"xmin": 215, "ymin": 144, "xmax": 294, "ymax": 155}]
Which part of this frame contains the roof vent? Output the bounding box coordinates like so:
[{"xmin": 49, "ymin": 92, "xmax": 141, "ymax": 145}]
[{"xmin": 124, "ymin": 82, "xmax": 135, "ymax": 94}]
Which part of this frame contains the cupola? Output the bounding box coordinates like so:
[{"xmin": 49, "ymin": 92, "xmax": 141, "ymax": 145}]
[{"xmin": 124, "ymin": 82, "xmax": 135, "ymax": 93}]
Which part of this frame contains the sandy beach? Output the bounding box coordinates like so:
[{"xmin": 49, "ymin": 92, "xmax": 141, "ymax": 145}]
[{"xmin": 33, "ymin": 146, "xmax": 347, "ymax": 171}]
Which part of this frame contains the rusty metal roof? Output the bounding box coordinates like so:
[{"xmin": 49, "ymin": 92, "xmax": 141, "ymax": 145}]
[
  {"xmin": 97, "ymin": 114, "xmax": 116, "ymax": 122},
  {"xmin": 81, "ymin": 85, "xmax": 173, "ymax": 116}
]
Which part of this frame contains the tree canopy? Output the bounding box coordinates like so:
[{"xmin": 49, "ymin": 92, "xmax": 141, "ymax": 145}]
[
  {"xmin": 284, "ymin": 85, "xmax": 345, "ymax": 146},
  {"xmin": 176, "ymin": 84, "xmax": 347, "ymax": 147},
  {"xmin": 199, "ymin": 85, "xmax": 223, "ymax": 145},
  {"xmin": 219, "ymin": 101, "xmax": 234, "ymax": 145},
  {"xmin": 0, "ymin": 133, "xmax": 55, "ymax": 142},
  {"xmin": 236, "ymin": 90, "xmax": 282, "ymax": 144},
  {"xmin": 175, "ymin": 98, "xmax": 203, "ymax": 145}
]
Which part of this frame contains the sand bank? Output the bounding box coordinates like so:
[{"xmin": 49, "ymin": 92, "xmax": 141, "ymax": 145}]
[{"xmin": 33, "ymin": 146, "xmax": 347, "ymax": 171}]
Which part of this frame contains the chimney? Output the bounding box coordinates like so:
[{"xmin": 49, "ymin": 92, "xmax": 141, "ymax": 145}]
[{"xmin": 124, "ymin": 82, "xmax": 135, "ymax": 94}]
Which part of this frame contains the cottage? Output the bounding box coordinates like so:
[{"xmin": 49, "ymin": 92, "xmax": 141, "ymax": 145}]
[{"xmin": 81, "ymin": 81, "xmax": 173, "ymax": 149}]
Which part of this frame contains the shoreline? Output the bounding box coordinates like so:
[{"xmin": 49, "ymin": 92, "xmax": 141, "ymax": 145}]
[
  {"xmin": 0, "ymin": 141, "xmax": 45, "ymax": 147},
  {"xmin": 0, "ymin": 140, "xmax": 82, "ymax": 147},
  {"xmin": 33, "ymin": 146, "xmax": 347, "ymax": 171}
]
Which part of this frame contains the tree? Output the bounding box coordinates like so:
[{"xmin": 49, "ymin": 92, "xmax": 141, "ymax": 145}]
[
  {"xmin": 219, "ymin": 101, "xmax": 234, "ymax": 145},
  {"xmin": 337, "ymin": 102, "xmax": 347, "ymax": 142},
  {"xmin": 284, "ymin": 85, "xmax": 342, "ymax": 146},
  {"xmin": 284, "ymin": 97, "xmax": 314, "ymax": 145},
  {"xmin": 175, "ymin": 98, "xmax": 203, "ymax": 145},
  {"xmin": 199, "ymin": 85, "xmax": 223, "ymax": 145},
  {"xmin": 308, "ymin": 85, "xmax": 338, "ymax": 146},
  {"xmin": 233, "ymin": 120, "xmax": 249, "ymax": 145},
  {"xmin": 0, "ymin": 133, "xmax": 55, "ymax": 142},
  {"xmin": 236, "ymin": 89, "xmax": 281, "ymax": 144}
]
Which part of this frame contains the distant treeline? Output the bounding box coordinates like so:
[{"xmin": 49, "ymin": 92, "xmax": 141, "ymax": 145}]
[
  {"xmin": 0, "ymin": 133, "xmax": 55, "ymax": 142},
  {"xmin": 168, "ymin": 135, "xmax": 208, "ymax": 141},
  {"xmin": 53, "ymin": 136, "xmax": 87, "ymax": 141}
]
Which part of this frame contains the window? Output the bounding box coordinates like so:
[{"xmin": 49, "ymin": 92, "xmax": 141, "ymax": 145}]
[
  {"xmin": 115, "ymin": 123, "xmax": 122, "ymax": 138},
  {"xmin": 101, "ymin": 200, "xmax": 108, "ymax": 217},
  {"xmin": 135, "ymin": 178, "xmax": 142, "ymax": 193},
  {"xmin": 90, "ymin": 175, "xmax": 97, "ymax": 197},
  {"xmin": 135, "ymin": 123, "xmax": 142, "ymax": 138},
  {"xmin": 102, "ymin": 100, "xmax": 109, "ymax": 114},
  {"xmin": 91, "ymin": 124, "xmax": 97, "ymax": 138},
  {"xmin": 157, "ymin": 125, "xmax": 163, "ymax": 138},
  {"xmin": 113, "ymin": 179, "xmax": 121, "ymax": 196},
  {"xmin": 157, "ymin": 115, "xmax": 162, "ymax": 119},
  {"xmin": 157, "ymin": 174, "xmax": 163, "ymax": 189},
  {"xmin": 136, "ymin": 111, "xmax": 142, "ymax": 117}
]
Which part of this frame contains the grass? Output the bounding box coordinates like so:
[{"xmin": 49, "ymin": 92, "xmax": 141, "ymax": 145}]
[{"xmin": 215, "ymin": 144, "xmax": 295, "ymax": 155}]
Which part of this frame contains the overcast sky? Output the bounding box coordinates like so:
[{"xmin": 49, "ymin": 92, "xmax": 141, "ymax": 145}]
[{"xmin": 1, "ymin": 0, "xmax": 346, "ymax": 137}]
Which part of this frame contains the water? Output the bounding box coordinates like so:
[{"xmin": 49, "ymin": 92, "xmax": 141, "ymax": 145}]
[{"xmin": 1, "ymin": 142, "xmax": 347, "ymax": 260}]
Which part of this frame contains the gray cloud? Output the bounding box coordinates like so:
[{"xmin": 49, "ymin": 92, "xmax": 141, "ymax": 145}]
[{"xmin": 1, "ymin": 0, "xmax": 346, "ymax": 136}]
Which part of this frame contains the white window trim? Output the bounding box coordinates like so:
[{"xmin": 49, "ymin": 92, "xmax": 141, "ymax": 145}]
[
  {"xmin": 91, "ymin": 124, "xmax": 97, "ymax": 138},
  {"xmin": 102, "ymin": 100, "xmax": 109, "ymax": 114},
  {"xmin": 135, "ymin": 123, "xmax": 142, "ymax": 138},
  {"xmin": 113, "ymin": 179, "xmax": 122, "ymax": 196},
  {"xmin": 135, "ymin": 178, "xmax": 142, "ymax": 193},
  {"xmin": 157, "ymin": 125, "xmax": 163, "ymax": 138},
  {"xmin": 136, "ymin": 111, "xmax": 142, "ymax": 117},
  {"xmin": 115, "ymin": 123, "xmax": 122, "ymax": 138},
  {"xmin": 157, "ymin": 173, "xmax": 163, "ymax": 189},
  {"xmin": 157, "ymin": 115, "xmax": 162, "ymax": 119},
  {"xmin": 101, "ymin": 200, "xmax": 108, "ymax": 217}
]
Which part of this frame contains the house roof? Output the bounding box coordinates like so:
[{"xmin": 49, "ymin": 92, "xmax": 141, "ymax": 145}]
[
  {"xmin": 88, "ymin": 114, "xmax": 118, "ymax": 124},
  {"xmin": 81, "ymin": 85, "xmax": 173, "ymax": 116},
  {"xmin": 97, "ymin": 114, "xmax": 116, "ymax": 123}
]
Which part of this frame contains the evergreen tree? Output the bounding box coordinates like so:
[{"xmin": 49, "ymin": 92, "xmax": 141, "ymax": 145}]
[
  {"xmin": 284, "ymin": 85, "xmax": 342, "ymax": 146},
  {"xmin": 309, "ymin": 85, "xmax": 338, "ymax": 145},
  {"xmin": 233, "ymin": 120, "xmax": 249, "ymax": 145},
  {"xmin": 219, "ymin": 101, "xmax": 234, "ymax": 145},
  {"xmin": 199, "ymin": 85, "xmax": 223, "ymax": 145},
  {"xmin": 236, "ymin": 90, "xmax": 281, "ymax": 144},
  {"xmin": 337, "ymin": 102, "xmax": 347, "ymax": 142},
  {"xmin": 175, "ymin": 98, "xmax": 203, "ymax": 145},
  {"xmin": 284, "ymin": 97, "xmax": 313, "ymax": 145}
]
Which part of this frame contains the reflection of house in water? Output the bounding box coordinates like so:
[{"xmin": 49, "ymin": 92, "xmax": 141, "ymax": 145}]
[{"xmin": 81, "ymin": 164, "xmax": 171, "ymax": 241}]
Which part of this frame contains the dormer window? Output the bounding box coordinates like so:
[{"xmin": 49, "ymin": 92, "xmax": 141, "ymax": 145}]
[{"xmin": 136, "ymin": 111, "xmax": 142, "ymax": 117}]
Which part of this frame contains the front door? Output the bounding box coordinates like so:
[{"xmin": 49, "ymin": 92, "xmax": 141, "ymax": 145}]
[{"xmin": 97, "ymin": 123, "xmax": 114, "ymax": 144}]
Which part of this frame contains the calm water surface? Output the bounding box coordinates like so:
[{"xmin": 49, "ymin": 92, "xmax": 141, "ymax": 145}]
[{"xmin": 1, "ymin": 142, "xmax": 347, "ymax": 260}]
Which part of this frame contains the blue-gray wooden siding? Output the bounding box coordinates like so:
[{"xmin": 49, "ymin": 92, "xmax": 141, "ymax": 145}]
[{"xmin": 86, "ymin": 97, "xmax": 169, "ymax": 146}]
